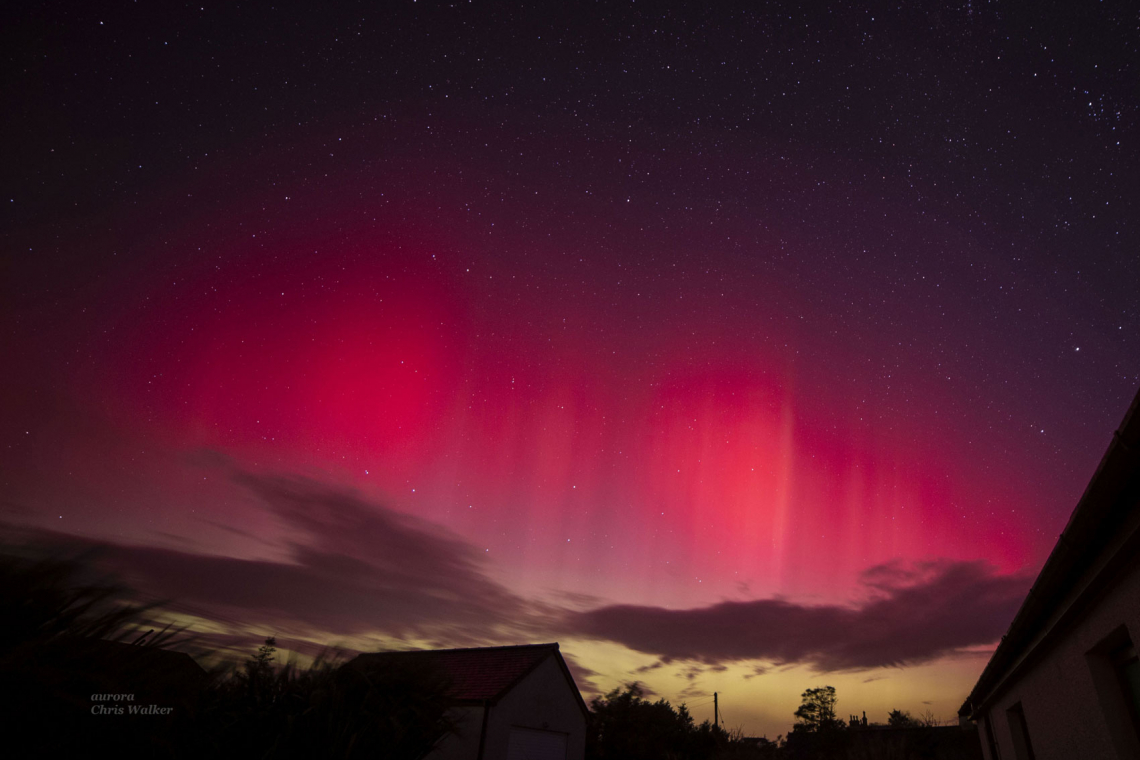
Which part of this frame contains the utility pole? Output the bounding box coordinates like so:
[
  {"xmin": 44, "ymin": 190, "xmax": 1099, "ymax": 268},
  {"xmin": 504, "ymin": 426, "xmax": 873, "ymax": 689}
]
[{"xmin": 714, "ymin": 692, "xmax": 718, "ymax": 729}]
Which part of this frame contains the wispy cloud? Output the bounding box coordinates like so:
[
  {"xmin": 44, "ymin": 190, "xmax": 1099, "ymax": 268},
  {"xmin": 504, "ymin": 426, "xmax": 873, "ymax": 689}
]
[
  {"xmin": 633, "ymin": 661, "xmax": 665, "ymax": 674},
  {"xmin": 560, "ymin": 650, "xmax": 605, "ymax": 698}
]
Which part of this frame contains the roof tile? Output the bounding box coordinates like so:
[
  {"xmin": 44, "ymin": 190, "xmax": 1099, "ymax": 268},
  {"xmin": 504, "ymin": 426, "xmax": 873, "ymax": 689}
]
[{"xmin": 350, "ymin": 643, "xmax": 558, "ymax": 702}]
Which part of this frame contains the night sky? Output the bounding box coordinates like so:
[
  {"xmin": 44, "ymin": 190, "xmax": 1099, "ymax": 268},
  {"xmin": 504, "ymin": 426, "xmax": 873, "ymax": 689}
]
[{"xmin": 3, "ymin": 1, "xmax": 1139, "ymax": 737}]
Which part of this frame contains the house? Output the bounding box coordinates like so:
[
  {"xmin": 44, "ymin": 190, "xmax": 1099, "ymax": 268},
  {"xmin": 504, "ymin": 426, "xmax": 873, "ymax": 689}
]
[
  {"xmin": 347, "ymin": 642, "xmax": 588, "ymax": 760},
  {"xmin": 959, "ymin": 387, "xmax": 1140, "ymax": 759}
]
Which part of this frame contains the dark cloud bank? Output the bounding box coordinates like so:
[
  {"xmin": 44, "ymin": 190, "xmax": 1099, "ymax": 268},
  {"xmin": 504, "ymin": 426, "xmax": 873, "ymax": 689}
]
[
  {"xmin": 9, "ymin": 468, "xmax": 1029, "ymax": 672},
  {"xmin": 572, "ymin": 560, "xmax": 1030, "ymax": 671},
  {"xmin": 106, "ymin": 471, "xmax": 544, "ymax": 646}
]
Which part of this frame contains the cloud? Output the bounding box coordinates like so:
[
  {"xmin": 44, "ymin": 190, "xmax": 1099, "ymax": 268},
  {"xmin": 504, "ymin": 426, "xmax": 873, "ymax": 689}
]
[
  {"xmin": 1, "ymin": 464, "xmax": 1031, "ymax": 676},
  {"xmin": 559, "ymin": 650, "xmax": 605, "ymax": 698},
  {"xmin": 742, "ymin": 665, "xmax": 769, "ymax": 680},
  {"xmin": 637, "ymin": 682, "xmax": 660, "ymax": 698},
  {"xmin": 228, "ymin": 469, "xmax": 540, "ymax": 638},
  {"xmin": 676, "ymin": 684, "xmax": 709, "ymax": 701},
  {"xmin": 8, "ymin": 468, "xmax": 551, "ymax": 647},
  {"xmin": 633, "ymin": 661, "xmax": 665, "ymax": 674},
  {"xmin": 679, "ymin": 665, "xmax": 704, "ymax": 681},
  {"xmin": 569, "ymin": 560, "xmax": 1029, "ymax": 671}
]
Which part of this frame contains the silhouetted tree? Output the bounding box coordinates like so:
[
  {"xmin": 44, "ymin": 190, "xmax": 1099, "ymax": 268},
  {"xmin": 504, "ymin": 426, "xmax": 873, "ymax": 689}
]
[
  {"xmin": 785, "ymin": 686, "xmax": 847, "ymax": 760},
  {"xmin": 917, "ymin": 708, "xmax": 941, "ymax": 727},
  {"xmin": 587, "ymin": 683, "xmax": 767, "ymax": 760},
  {"xmin": 887, "ymin": 708, "xmax": 915, "ymax": 727},
  {"xmin": 0, "ymin": 551, "xmax": 163, "ymax": 652},
  {"xmin": 0, "ymin": 549, "xmax": 454, "ymax": 759},
  {"xmin": 587, "ymin": 682, "xmax": 697, "ymax": 760},
  {"xmin": 0, "ymin": 550, "xmax": 198, "ymax": 756},
  {"xmin": 193, "ymin": 640, "xmax": 455, "ymax": 760},
  {"xmin": 792, "ymin": 686, "xmax": 840, "ymax": 732},
  {"xmin": 249, "ymin": 636, "xmax": 277, "ymax": 673}
]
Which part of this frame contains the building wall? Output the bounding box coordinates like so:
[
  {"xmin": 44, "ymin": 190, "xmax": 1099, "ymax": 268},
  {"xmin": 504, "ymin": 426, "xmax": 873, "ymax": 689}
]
[
  {"xmin": 482, "ymin": 656, "xmax": 587, "ymax": 760},
  {"xmin": 980, "ymin": 554, "xmax": 1140, "ymax": 760},
  {"xmin": 427, "ymin": 656, "xmax": 586, "ymax": 760}
]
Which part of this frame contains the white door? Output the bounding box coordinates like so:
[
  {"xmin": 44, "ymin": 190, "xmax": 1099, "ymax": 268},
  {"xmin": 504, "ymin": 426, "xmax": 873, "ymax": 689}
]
[{"xmin": 506, "ymin": 726, "xmax": 568, "ymax": 760}]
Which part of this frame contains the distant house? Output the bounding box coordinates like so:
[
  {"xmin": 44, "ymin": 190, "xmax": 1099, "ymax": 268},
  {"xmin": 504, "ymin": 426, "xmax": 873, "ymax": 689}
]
[
  {"xmin": 960, "ymin": 387, "xmax": 1140, "ymax": 759},
  {"xmin": 348, "ymin": 642, "xmax": 587, "ymax": 760}
]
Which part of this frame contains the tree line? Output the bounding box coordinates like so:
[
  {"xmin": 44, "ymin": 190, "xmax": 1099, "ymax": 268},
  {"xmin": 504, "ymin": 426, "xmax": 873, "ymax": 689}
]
[{"xmin": 584, "ymin": 682, "xmax": 979, "ymax": 760}]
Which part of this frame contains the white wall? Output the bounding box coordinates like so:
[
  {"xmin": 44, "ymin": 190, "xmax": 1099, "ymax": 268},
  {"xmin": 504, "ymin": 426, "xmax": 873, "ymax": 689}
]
[
  {"xmin": 482, "ymin": 656, "xmax": 586, "ymax": 760},
  {"xmin": 426, "ymin": 655, "xmax": 586, "ymax": 760},
  {"xmin": 980, "ymin": 554, "xmax": 1140, "ymax": 760}
]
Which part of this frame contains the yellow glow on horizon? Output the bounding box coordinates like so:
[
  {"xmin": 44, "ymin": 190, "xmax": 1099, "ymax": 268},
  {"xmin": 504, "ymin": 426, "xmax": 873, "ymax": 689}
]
[{"xmin": 560, "ymin": 637, "xmax": 994, "ymax": 739}]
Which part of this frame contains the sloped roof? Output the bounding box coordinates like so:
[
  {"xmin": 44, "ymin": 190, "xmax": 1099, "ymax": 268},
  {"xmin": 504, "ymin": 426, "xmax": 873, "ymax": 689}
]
[{"xmin": 349, "ymin": 642, "xmax": 588, "ymax": 714}]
